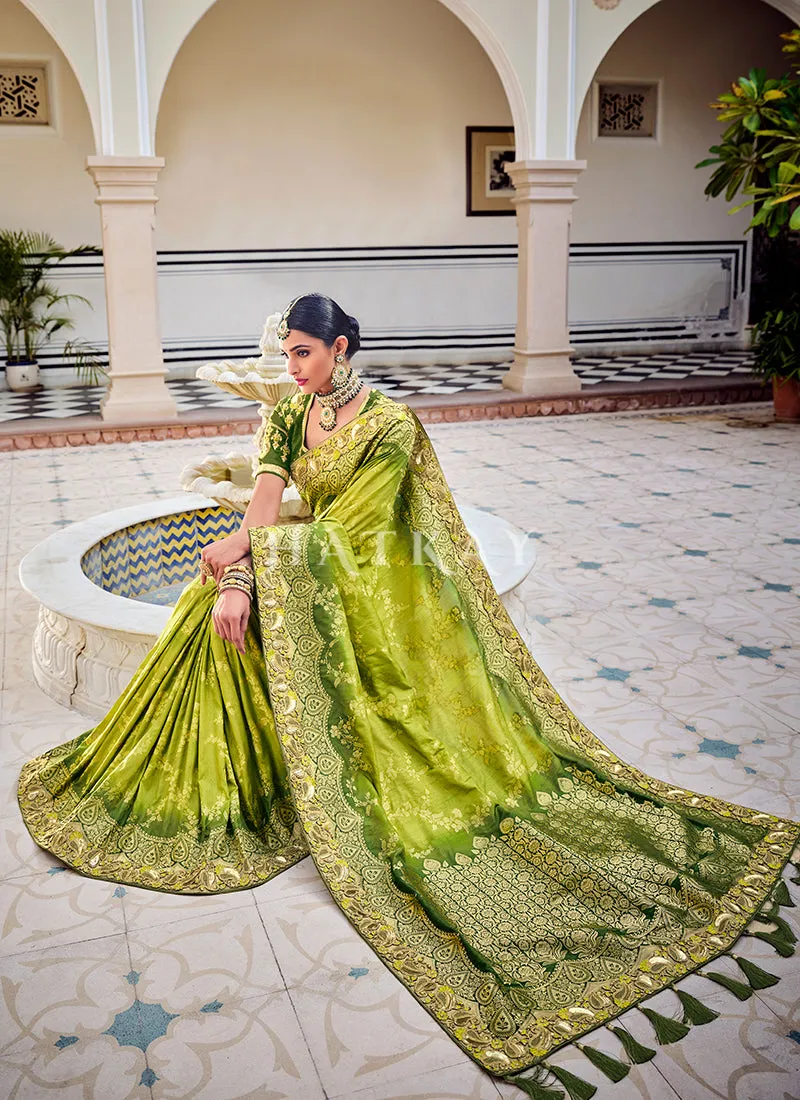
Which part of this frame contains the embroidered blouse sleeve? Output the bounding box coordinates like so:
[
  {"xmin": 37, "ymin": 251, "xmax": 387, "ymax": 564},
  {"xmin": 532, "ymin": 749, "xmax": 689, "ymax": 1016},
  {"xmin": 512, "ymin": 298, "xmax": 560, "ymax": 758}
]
[{"xmin": 254, "ymin": 397, "xmax": 293, "ymax": 483}]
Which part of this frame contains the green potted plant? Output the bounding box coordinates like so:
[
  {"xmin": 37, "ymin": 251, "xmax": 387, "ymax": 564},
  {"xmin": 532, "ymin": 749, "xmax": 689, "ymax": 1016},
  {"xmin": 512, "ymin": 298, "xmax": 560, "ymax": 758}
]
[
  {"xmin": 697, "ymin": 29, "xmax": 800, "ymax": 421},
  {"xmin": 0, "ymin": 229, "xmax": 105, "ymax": 393}
]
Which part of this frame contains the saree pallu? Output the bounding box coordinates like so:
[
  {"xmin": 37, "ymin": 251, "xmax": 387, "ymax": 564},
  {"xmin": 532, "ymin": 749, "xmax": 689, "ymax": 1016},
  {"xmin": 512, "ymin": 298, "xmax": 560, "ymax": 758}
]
[{"xmin": 19, "ymin": 390, "xmax": 800, "ymax": 1095}]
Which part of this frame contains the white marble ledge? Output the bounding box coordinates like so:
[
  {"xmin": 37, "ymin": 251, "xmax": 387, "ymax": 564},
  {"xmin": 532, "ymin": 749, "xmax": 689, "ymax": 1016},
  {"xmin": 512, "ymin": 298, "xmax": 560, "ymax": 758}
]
[
  {"xmin": 17, "ymin": 494, "xmax": 537, "ymax": 638},
  {"xmin": 18, "ymin": 494, "xmax": 216, "ymax": 637}
]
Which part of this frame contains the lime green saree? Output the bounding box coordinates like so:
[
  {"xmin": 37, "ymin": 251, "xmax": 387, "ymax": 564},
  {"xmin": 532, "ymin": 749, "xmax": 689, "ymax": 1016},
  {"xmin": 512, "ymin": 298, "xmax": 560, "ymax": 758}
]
[{"xmin": 18, "ymin": 387, "xmax": 800, "ymax": 1095}]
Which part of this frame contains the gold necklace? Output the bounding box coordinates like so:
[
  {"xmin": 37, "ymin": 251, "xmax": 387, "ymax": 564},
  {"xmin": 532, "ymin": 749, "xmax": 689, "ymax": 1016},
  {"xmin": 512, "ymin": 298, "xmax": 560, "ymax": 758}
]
[{"xmin": 315, "ymin": 356, "xmax": 363, "ymax": 430}]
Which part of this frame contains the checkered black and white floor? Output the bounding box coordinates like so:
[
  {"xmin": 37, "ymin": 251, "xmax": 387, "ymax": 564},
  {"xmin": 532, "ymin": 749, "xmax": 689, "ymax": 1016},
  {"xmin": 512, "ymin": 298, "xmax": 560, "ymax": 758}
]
[{"xmin": 0, "ymin": 352, "xmax": 757, "ymax": 423}]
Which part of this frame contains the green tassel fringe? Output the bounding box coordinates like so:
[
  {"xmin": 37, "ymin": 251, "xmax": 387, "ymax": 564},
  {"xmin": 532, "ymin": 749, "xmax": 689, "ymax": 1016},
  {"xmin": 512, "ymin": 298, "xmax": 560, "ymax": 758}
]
[
  {"xmin": 761, "ymin": 902, "xmax": 796, "ymax": 946},
  {"xmin": 701, "ymin": 969, "xmax": 753, "ymax": 1000},
  {"xmin": 504, "ymin": 916, "xmax": 792, "ymax": 1100},
  {"xmin": 732, "ymin": 954, "xmax": 781, "ymax": 989},
  {"xmin": 748, "ymin": 930, "xmax": 796, "ymax": 958},
  {"xmin": 502, "ymin": 1072, "xmax": 565, "ymax": 1100},
  {"xmin": 608, "ymin": 1026, "xmax": 656, "ymax": 1064},
  {"xmin": 548, "ymin": 1063, "xmax": 598, "ymax": 1100},
  {"xmin": 577, "ymin": 1043, "xmax": 630, "ymax": 1083},
  {"xmin": 772, "ymin": 879, "xmax": 794, "ymax": 908},
  {"xmin": 675, "ymin": 988, "xmax": 720, "ymax": 1025},
  {"xmin": 638, "ymin": 1006, "xmax": 691, "ymax": 1044}
]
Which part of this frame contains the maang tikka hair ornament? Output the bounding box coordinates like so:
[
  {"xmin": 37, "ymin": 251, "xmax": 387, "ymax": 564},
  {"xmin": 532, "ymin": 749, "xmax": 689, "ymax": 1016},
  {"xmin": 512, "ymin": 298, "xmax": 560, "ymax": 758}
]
[{"xmin": 276, "ymin": 296, "xmax": 301, "ymax": 342}]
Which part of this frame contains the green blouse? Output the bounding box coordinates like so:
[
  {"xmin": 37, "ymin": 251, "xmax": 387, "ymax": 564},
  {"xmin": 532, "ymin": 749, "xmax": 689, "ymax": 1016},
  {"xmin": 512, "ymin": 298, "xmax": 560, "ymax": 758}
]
[{"xmin": 254, "ymin": 387, "xmax": 383, "ymax": 484}]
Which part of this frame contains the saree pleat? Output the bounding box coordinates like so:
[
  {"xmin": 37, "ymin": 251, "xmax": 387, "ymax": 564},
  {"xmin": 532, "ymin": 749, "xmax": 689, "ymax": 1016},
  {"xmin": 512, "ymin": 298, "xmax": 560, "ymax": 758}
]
[
  {"xmin": 18, "ymin": 577, "xmax": 306, "ymax": 892},
  {"xmin": 19, "ymin": 386, "xmax": 800, "ymax": 1086}
]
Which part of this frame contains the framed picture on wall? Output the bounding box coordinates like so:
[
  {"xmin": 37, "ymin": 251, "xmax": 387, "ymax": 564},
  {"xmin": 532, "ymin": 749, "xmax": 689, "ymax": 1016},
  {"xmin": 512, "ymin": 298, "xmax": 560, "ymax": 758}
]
[{"xmin": 466, "ymin": 127, "xmax": 516, "ymax": 216}]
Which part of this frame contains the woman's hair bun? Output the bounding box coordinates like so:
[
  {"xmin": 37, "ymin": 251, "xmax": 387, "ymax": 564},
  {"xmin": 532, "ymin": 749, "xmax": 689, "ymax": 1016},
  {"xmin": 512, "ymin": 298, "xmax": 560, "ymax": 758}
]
[
  {"xmin": 284, "ymin": 293, "xmax": 362, "ymax": 358},
  {"xmin": 345, "ymin": 314, "xmax": 361, "ymax": 355}
]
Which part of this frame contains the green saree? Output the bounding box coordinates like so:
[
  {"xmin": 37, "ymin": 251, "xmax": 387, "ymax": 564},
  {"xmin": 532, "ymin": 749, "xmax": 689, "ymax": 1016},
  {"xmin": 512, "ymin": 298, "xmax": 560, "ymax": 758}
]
[{"xmin": 18, "ymin": 387, "xmax": 800, "ymax": 1095}]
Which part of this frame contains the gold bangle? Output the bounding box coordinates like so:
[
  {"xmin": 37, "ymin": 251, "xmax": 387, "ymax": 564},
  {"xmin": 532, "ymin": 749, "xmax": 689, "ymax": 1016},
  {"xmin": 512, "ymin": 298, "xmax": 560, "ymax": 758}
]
[
  {"xmin": 220, "ymin": 573, "xmax": 254, "ymax": 589},
  {"xmin": 219, "ymin": 578, "xmax": 253, "ymax": 596},
  {"xmin": 220, "ymin": 573, "xmax": 253, "ymax": 587},
  {"xmin": 223, "ymin": 568, "xmax": 254, "ymax": 581}
]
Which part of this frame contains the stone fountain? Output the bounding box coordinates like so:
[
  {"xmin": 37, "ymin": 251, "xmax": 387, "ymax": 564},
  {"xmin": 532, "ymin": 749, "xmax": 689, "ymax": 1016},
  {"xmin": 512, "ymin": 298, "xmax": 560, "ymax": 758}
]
[{"xmin": 179, "ymin": 312, "xmax": 311, "ymax": 519}]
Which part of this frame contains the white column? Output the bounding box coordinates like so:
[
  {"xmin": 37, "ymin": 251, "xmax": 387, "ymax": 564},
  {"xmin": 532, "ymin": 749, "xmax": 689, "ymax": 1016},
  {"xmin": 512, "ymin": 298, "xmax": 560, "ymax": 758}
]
[
  {"xmin": 86, "ymin": 156, "xmax": 177, "ymax": 423},
  {"xmin": 502, "ymin": 159, "xmax": 586, "ymax": 396}
]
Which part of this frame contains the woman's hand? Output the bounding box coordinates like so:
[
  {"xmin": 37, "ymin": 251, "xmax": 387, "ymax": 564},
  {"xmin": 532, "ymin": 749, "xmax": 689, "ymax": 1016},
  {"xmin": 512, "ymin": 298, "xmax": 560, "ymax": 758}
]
[
  {"xmin": 211, "ymin": 589, "xmax": 250, "ymax": 655},
  {"xmin": 200, "ymin": 530, "xmax": 250, "ymax": 584}
]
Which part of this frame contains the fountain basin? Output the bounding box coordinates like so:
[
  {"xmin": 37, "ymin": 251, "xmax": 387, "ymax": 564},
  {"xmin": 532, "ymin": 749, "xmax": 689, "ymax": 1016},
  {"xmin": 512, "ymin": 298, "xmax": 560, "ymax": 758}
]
[{"xmin": 20, "ymin": 495, "xmax": 536, "ymax": 718}]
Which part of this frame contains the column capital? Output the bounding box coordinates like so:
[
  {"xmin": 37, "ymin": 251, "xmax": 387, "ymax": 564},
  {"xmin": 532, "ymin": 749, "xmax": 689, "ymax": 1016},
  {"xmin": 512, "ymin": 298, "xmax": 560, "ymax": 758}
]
[
  {"xmin": 86, "ymin": 156, "xmax": 165, "ymax": 201},
  {"xmin": 86, "ymin": 155, "xmax": 176, "ymax": 423},
  {"xmin": 507, "ymin": 159, "xmax": 587, "ymax": 203}
]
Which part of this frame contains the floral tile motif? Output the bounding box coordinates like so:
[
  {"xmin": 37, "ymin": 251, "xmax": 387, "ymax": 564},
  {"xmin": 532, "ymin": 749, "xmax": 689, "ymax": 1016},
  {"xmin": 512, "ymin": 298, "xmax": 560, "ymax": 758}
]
[
  {"xmin": 126, "ymin": 907, "xmax": 285, "ymax": 1009},
  {"xmin": 0, "ymin": 874, "xmax": 126, "ymax": 958},
  {"xmin": 287, "ymin": 970, "xmax": 469, "ymax": 1097},
  {"xmin": 146, "ymin": 991, "xmax": 325, "ymax": 1100},
  {"xmin": 0, "ymin": 934, "xmax": 143, "ymax": 1100},
  {"xmin": 344, "ymin": 1060, "xmax": 504, "ymax": 1099},
  {"xmin": 120, "ymin": 881, "xmax": 257, "ymax": 933}
]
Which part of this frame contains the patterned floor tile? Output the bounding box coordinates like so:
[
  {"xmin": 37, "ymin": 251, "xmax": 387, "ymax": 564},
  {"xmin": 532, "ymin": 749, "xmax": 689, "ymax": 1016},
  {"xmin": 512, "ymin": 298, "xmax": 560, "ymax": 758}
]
[
  {"xmin": 0, "ymin": 871, "xmax": 127, "ymax": 958},
  {"xmin": 251, "ymin": 855, "xmax": 323, "ymax": 907},
  {"xmin": 346, "ymin": 1060, "xmax": 503, "ymax": 1099},
  {"xmin": 121, "ymin": 882, "xmax": 257, "ymax": 935},
  {"xmin": 145, "ymin": 991, "xmax": 325, "ymax": 1099},
  {"xmin": 286, "ymin": 966, "xmax": 470, "ymax": 1098},
  {"xmin": 0, "ymin": 815, "xmax": 63, "ymax": 882},
  {"xmin": 258, "ymin": 885, "xmax": 378, "ymax": 993},
  {"xmin": 127, "ymin": 907, "xmax": 285, "ymax": 1012},
  {"xmin": 650, "ymin": 991, "xmax": 800, "ymax": 1100},
  {"xmin": 0, "ymin": 934, "xmax": 133, "ymax": 1082}
]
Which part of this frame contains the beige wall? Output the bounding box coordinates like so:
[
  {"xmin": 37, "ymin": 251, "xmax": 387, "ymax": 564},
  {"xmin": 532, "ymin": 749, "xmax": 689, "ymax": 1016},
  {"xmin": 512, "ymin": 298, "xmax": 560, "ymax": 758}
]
[
  {"xmin": 0, "ymin": 0, "xmax": 98, "ymax": 246},
  {"xmin": 573, "ymin": 0, "xmax": 792, "ymax": 242},
  {"xmin": 4, "ymin": 0, "xmax": 792, "ymax": 255},
  {"xmin": 154, "ymin": 0, "xmax": 516, "ymax": 249}
]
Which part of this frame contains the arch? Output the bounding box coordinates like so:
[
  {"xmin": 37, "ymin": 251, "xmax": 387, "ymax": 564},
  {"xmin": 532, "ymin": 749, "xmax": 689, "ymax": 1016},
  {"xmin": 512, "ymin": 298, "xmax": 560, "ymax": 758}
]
[
  {"xmin": 147, "ymin": 0, "xmax": 532, "ymax": 158},
  {"xmin": 574, "ymin": 0, "xmax": 800, "ymax": 153},
  {"xmin": 18, "ymin": 0, "xmax": 102, "ymax": 150}
]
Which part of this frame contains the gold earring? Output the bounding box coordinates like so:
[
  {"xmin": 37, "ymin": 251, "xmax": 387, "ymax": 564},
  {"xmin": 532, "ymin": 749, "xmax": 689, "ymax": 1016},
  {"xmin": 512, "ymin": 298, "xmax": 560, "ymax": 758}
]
[{"xmin": 331, "ymin": 353, "xmax": 349, "ymax": 387}]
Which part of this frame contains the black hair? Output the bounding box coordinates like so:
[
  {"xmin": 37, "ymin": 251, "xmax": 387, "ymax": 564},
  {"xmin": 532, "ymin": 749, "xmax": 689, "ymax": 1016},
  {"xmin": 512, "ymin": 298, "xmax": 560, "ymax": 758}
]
[{"xmin": 284, "ymin": 292, "xmax": 361, "ymax": 359}]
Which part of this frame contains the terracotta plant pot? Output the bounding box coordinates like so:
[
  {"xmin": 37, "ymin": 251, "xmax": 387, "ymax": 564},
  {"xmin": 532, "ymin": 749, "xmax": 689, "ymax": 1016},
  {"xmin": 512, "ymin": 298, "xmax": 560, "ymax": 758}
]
[
  {"xmin": 772, "ymin": 376, "xmax": 800, "ymax": 421},
  {"xmin": 5, "ymin": 358, "xmax": 40, "ymax": 393}
]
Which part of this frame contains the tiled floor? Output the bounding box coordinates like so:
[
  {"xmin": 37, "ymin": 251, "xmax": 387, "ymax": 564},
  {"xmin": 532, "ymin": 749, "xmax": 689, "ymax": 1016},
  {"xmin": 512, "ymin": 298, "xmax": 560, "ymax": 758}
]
[
  {"xmin": 0, "ymin": 352, "xmax": 757, "ymax": 422},
  {"xmin": 1, "ymin": 403, "xmax": 798, "ymax": 1099}
]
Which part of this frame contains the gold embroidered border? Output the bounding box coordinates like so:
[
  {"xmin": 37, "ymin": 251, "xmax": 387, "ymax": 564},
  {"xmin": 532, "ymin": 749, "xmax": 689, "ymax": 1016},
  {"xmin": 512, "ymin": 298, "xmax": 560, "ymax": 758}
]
[
  {"xmin": 254, "ymin": 461, "xmax": 290, "ymax": 482},
  {"xmin": 18, "ymin": 745, "xmax": 309, "ymax": 895}
]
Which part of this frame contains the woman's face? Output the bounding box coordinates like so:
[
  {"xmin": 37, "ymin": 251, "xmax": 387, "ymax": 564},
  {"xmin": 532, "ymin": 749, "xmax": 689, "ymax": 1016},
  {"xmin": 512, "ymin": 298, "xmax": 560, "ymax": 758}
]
[{"xmin": 281, "ymin": 329, "xmax": 348, "ymax": 394}]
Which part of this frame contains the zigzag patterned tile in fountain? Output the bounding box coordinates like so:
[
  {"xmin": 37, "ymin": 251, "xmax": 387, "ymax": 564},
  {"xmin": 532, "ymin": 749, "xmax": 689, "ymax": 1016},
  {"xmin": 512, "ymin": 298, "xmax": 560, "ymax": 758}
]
[{"xmin": 82, "ymin": 506, "xmax": 239, "ymax": 606}]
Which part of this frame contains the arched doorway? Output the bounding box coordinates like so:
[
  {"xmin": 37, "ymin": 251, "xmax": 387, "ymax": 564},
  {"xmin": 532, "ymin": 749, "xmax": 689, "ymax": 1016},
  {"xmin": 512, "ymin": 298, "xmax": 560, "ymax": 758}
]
[
  {"xmin": 151, "ymin": 0, "xmax": 524, "ymax": 372},
  {"xmin": 0, "ymin": 0, "xmax": 106, "ymax": 383},
  {"xmin": 568, "ymin": 0, "xmax": 793, "ymax": 355}
]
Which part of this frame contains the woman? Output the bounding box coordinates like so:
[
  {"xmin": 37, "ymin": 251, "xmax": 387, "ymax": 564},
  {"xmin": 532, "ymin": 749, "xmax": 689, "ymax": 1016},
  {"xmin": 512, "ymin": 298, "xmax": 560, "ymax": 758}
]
[{"xmin": 18, "ymin": 294, "xmax": 799, "ymax": 1097}]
